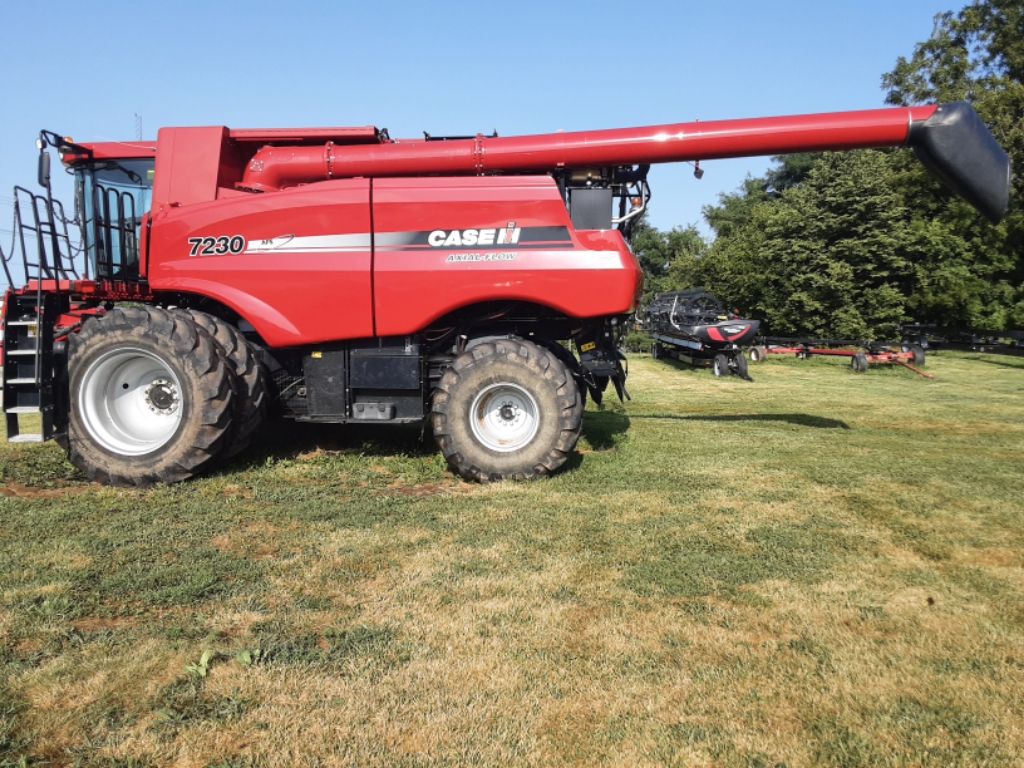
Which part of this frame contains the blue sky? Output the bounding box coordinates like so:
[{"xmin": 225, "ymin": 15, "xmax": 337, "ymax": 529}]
[{"xmin": 0, "ymin": 0, "xmax": 952, "ymax": 245}]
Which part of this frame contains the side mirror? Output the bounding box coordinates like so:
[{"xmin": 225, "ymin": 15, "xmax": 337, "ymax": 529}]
[{"xmin": 38, "ymin": 150, "xmax": 51, "ymax": 189}]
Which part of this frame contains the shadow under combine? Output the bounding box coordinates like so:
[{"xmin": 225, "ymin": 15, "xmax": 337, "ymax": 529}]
[
  {"xmin": 631, "ymin": 413, "xmax": 850, "ymax": 430},
  {"xmin": 964, "ymin": 356, "xmax": 1024, "ymax": 370},
  {"xmin": 231, "ymin": 419, "xmax": 436, "ymax": 467},
  {"xmin": 581, "ymin": 409, "xmax": 632, "ymax": 450}
]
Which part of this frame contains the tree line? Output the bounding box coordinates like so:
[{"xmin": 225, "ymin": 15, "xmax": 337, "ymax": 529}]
[{"xmin": 635, "ymin": 0, "xmax": 1022, "ymax": 337}]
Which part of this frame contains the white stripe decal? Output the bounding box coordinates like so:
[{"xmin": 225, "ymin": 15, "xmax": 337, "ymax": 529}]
[
  {"xmin": 245, "ymin": 233, "xmax": 372, "ymax": 253},
  {"xmin": 243, "ymin": 233, "xmax": 622, "ymax": 267}
]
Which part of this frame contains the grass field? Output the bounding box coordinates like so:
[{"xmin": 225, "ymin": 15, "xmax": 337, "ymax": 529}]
[{"xmin": 1, "ymin": 350, "xmax": 1023, "ymax": 767}]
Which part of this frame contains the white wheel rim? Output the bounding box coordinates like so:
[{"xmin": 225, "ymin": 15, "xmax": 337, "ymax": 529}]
[
  {"xmin": 80, "ymin": 347, "xmax": 183, "ymax": 455},
  {"xmin": 470, "ymin": 383, "xmax": 540, "ymax": 453}
]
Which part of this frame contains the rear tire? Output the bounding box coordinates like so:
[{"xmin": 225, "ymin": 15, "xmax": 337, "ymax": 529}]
[
  {"xmin": 851, "ymin": 352, "xmax": 869, "ymax": 373},
  {"xmin": 733, "ymin": 352, "xmax": 749, "ymax": 379},
  {"xmin": 176, "ymin": 309, "xmax": 267, "ymax": 460},
  {"xmin": 432, "ymin": 338, "xmax": 582, "ymax": 482},
  {"xmin": 713, "ymin": 353, "xmax": 730, "ymax": 377},
  {"xmin": 66, "ymin": 307, "xmax": 235, "ymax": 486}
]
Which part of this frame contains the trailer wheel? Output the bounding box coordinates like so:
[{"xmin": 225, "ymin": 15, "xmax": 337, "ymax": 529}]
[
  {"xmin": 651, "ymin": 341, "xmax": 662, "ymax": 360},
  {"xmin": 713, "ymin": 353, "xmax": 730, "ymax": 377},
  {"xmin": 432, "ymin": 338, "xmax": 582, "ymax": 482},
  {"xmin": 911, "ymin": 344, "xmax": 926, "ymax": 366},
  {"xmin": 66, "ymin": 307, "xmax": 236, "ymax": 486},
  {"xmin": 851, "ymin": 352, "xmax": 869, "ymax": 373},
  {"xmin": 177, "ymin": 309, "xmax": 267, "ymax": 459},
  {"xmin": 733, "ymin": 352, "xmax": 749, "ymax": 379},
  {"xmin": 749, "ymin": 345, "xmax": 767, "ymax": 363}
]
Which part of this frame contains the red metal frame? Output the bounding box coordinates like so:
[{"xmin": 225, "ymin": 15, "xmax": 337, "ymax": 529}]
[{"xmin": 764, "ymin": 345, "xmax": 934, "ymax": 378}]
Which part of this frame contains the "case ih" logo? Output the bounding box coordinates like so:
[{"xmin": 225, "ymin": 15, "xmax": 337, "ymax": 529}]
[{"xmin": 427, "ymin": 223, "xmax": 521, "ymax": 247}]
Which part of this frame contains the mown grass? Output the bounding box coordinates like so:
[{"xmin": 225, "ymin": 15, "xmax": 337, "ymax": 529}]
[{"xmin": 1, "ymin": 350, "xmax": 1022, "ymax": 766}]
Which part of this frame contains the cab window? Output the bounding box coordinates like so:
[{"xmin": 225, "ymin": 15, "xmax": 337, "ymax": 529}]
[{"xmin": 75, "ymin": 159, "xmax": 154, "ymax": 281}]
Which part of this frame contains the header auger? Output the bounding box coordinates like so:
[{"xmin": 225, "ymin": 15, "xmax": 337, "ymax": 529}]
[{"xmin": 0, "ymin": 100, "xmax": 1010, "ymax": 485}]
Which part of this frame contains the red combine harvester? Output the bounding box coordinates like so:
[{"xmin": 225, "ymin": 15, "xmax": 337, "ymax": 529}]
[{"xmin": 0, "ymin": 102, "xmax": 1011, "ymax": 485}]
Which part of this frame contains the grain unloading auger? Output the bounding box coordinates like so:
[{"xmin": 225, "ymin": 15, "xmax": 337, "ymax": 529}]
[
  {"xmin": 237, "ymin": 101, "xmax": 1010, "ymax": 223},
  {"xmin": 0, "ymin": 102, "xmax": 1011, "ymax": 486}
]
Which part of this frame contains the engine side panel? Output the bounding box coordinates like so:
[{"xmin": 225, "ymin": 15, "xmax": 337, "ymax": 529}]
[
  {"xmin": 147, "ymin": 176, "xmax": 642, "ymax": 347},
  {"xmin": 147, "ymin": 179, "xmax": 373, "ymax": 346},
  {"xmin": 371, "ymin": 177, "xmax": 642, "ymax": 337}
]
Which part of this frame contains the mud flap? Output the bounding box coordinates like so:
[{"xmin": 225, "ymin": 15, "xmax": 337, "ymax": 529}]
[
  {"xmin": 579, "ymin": 346, "xmax": 630, "ymax": 403},
  {"xmin": 611, "ymin": 351, "xmax": 630, "ymax": 401}
]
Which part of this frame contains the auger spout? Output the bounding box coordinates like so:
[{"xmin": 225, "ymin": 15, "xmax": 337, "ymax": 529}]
[{"xmin": 237, "ymin": 102, "xmax": 1010, "ymax": 223}]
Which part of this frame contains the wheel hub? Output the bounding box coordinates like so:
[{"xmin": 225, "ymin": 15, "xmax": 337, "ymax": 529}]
[
  {"xmin": 499, "ymin": 402, "xmax": 519, "ymax": 423},
  {"xmin": 144, "ymin": 379, "xmax": 179, "ymax": 413},
  {"xmin": 470, "ymin": 383, "xmax": 540, "ymax": 453}
]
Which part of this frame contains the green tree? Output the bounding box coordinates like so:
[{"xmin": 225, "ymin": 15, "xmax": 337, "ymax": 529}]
[
  {"xmin": 630, "ymin": 214, "xmax": 709, "ymax": 300},
  {"xmin": 702, "ymin": 153, "xmax": 822, "ymax": 242},
  {"xmin": 693, "ymin": 1, "xmax": 1021, "ymax": 332},
  {"xmin": 882, "ymin": 0, "xmax": 1024, "ymax": 325},
  {"xmin": 703, "ymin": 176, "xmax": 771, "ymax": 241},
  {"xmin": 764, "ymin": 152, "xmax": 824, "ymax": 196},
  {"xmin": 704, "ymin": 151, "xmax": 919, "ymax": 338}
]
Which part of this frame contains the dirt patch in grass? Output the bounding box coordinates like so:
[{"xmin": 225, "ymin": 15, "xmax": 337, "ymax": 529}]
[
  {"xmin": 386, "ymin": 479, "xmax": 476, "ymax": 497},
  {"xmin": 0, "ymin": 479, "xmax": 95, "ymax": 498},
  {"xmin": 953, "ymin": 546, "xmax": 1023, "ymax": 568},
  {"xmin": 221, "ymin": 483, "xmax": 254, "ymax": 499},
  {"xmin": 210, "ymin": 521, "xmax": 287, "ymax": 559},
  {"xmin": 71, "ymin": 616, "xmax": 138, "ymax": 632}
]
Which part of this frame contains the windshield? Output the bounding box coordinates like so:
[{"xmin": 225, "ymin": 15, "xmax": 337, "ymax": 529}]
[{"xmin": 75, "ymin": 158, "xmax": 154, "ymax": 281}]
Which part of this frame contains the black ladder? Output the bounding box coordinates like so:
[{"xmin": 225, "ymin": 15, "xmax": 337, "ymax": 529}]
[
  {"xmin": 3, "ymin": 292, "xmax": 57, "ymax": 442},
  {"xmin": 1, "ymin": 138, "xmax": 82, "ymax": 445}
]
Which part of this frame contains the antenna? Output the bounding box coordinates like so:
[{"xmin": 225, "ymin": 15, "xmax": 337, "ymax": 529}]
[{"xmin": 134, "ymin": 113, "xmax": 143, "ymax": 141}]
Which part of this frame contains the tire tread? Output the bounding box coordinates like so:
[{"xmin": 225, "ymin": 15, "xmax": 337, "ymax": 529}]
[
  {"xmin": 176, "ymin": 309, "xmax": 267, "ymax": 460},
  {"xmin": 432, "ymin": 338, "xmax": 582, "ymax": 482},
  {"xmin": 66, "ymin": 306, "xmax": 235, "ymax": 486}
]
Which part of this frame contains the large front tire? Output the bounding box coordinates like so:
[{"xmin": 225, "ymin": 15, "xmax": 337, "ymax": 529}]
[
  {"xmin": 66, "ymin": 307, "xmax": 236, "ymax": 486},
  {"xmin": 432, "ymin": 339, "xmax": 583, "ymax": 482},
  {"xmin": 176, "ymin": 309, "xmax": 267, "ymax": 460}
]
